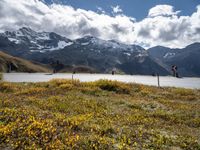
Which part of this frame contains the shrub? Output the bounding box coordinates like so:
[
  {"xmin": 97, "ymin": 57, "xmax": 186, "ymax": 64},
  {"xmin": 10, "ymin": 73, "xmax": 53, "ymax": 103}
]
[
  {"xmin": 0, "ymin": 82, "xmax": 16, "ymax": 92},
  {"xmin": 94, "ymin": 80, "xmax": 131, "ymax": 94},
  {"xmin": 49, "ymin": 79, "xmax": 81, "ymax": 88}
]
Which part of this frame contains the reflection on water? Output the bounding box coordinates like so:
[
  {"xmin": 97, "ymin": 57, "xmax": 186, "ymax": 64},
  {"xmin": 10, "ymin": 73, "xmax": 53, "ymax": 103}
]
[{"xmin": 2, "ymin": 73, "xmax": 200, "ymax": 89}]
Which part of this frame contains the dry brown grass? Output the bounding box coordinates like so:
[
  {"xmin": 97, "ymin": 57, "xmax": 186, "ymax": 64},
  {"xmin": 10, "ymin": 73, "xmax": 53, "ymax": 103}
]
[{"xmin": 0, "ymin": 51, "xmax": 50, "ymax": 72}]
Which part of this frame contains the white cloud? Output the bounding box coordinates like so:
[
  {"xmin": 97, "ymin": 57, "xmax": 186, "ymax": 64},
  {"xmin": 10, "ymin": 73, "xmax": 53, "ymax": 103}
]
[
  {"xmin": 111, "ymin": 5, "xmax": 123, "ymax": 14},
  {"xmin": 97, "ymin": 7, "xmax": 105, "ymax": 14},
  {"xmin": 135, "ymin": 5, "xmax": 200, "ymax": 48},
  {"xmin": 0, "ymin": 1, "xmax": 199, "ymax": 49},
  {"xmin": 148, "ymin": 5, "xmax": 180, "ymax": 17}
]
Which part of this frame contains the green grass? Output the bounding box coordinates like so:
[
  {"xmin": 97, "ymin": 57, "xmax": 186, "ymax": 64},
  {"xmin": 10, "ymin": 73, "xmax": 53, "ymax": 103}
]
[{"xmin": 0, "ymin": 79, "xmax": 200, "ymax": 149}]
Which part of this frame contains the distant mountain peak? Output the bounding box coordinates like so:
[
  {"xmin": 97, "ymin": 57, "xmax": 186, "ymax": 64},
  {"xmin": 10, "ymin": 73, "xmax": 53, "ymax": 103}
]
[
  {"xmin": 19, "ymin": 27, "xmax": 35, "ymax": 32},
  {"xmin": 82, "ymin": 35, "xmax": 96, "ymax": 39},
  {"xmin": 16, "ymin": 27, "xmax": 37, "ymax": 37}
]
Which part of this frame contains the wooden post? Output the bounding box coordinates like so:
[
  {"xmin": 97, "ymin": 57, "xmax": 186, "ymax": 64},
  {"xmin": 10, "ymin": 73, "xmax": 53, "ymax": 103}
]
[{"xmin": 157, "ymin": 73, "xmax": 160, "ymax": 88}]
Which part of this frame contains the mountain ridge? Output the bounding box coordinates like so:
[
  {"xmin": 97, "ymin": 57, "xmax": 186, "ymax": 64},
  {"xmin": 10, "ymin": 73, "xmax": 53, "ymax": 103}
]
[{"xmin": 3, "ymin": 27, "xmax": 200, "ymax": 76}]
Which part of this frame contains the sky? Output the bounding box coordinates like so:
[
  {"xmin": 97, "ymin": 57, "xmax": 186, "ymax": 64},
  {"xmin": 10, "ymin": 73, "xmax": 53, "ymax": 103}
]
[
  {"xmin": 0, "ymin": 0, "xmax": 200, "ymax": 48},
  {"xmin": 44, "ymin": 0, "xmax": 200, "ymax": 21}
]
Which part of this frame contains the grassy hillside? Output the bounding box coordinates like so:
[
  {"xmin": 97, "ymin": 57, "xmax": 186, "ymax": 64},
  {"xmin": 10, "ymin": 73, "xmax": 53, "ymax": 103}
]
[
  {"xmin": 0, "ymin": 51, "xmax": 50, "ymax": 73},
  {"xmin": 0, "ymin": 80, "xmax": 200, "ymax": 149}
]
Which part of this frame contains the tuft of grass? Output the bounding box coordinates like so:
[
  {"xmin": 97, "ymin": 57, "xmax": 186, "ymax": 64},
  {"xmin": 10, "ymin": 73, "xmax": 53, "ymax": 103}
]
[{"xmin": 0, "ymin": 80, "xmax": 200, "ymax": 149}]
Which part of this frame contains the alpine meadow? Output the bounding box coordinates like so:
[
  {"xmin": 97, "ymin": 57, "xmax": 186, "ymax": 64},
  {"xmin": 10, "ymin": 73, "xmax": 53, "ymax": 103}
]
[{"xmin": 0, "ymin": 0, "xmax": 200, "ymax": 149}]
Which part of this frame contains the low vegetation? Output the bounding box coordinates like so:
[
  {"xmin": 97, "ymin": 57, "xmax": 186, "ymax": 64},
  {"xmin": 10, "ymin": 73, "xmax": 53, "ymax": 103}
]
[
  {"xmin": 0, "ymin": 79, "xmax": 200, "ymax": 149},
  {"xmin": 0, "ymin": 73, "xmax": 2, "ymax": 81}
]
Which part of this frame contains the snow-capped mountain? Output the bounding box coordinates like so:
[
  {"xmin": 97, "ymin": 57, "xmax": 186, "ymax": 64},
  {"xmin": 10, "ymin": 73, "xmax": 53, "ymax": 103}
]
[
  {"xmin": 1, "ymin": 27, "xmax": 145, "ymax": 54},
  {"xmin": 73, "ymin": 36, "xmax": 148, "ymax": 60},
  {"xmin": 2, "ymin": 27, "xmax": 73, "ymax": 52},
  {"xmin": 75, "ymin": 36, "xmax": 144, "ymax": 53},
  {"xmin": 0, "ymin": 27, "xmax": 169, "ymax": 75}
]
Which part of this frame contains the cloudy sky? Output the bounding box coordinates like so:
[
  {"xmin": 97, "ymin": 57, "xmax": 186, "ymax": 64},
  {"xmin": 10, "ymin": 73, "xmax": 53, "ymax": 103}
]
[{"xmin": 0, "ymin": 0, "xmax": 200, "ymax": 48}]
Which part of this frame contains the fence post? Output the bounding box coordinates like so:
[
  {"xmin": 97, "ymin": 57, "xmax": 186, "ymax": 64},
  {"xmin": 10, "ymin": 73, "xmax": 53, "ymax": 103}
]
[{"xmin": 157, "ymin": 73, "xmax": 160, "ymax": 88}]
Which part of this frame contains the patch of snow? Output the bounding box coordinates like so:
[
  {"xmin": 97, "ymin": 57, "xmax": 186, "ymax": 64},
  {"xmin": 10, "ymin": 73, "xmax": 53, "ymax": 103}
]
[
  {"xmin": 30, "ymin": 50, "xmax": 37, "ymax": 52},
  {"xmin": 30, "ymin": 41, "xmax": 37, "ymax": 44},
  {"xmin": 30, "ymin": 50, "xmax": 46, "ymax": 53},
  {"xmin": 30, "ymin": 41, "xmax": 73, "ymax": 52},
  {"xmin": 81, "ymin": 42, "xmax": 89, "ymax": 45},
  {"xmin": 124, "ymin": 52, "xmax": 131, "ymax": 56},
  {"xmin": 163, "ymin": 52, "xmax": 176, "ymax": 58},
  {"xmin": 116, "ymin": 60, "xmax": 122, "ymax": 64},
  {"xmin": 8, "ymin": 38, "xmax": 21, "ymax": 44},
  {"xmin": 58, "ymin": 41, "xmax": 73, "ymax": 48},
  {"xmin": 89, "ymin": 38, "xmax": 135, "ymax": 51},
  {"xmin": 138, "ymin": 54, "xmax": 143, "ymax": 57},
  {"xmin": 135, "ymin": 53, "xmax": 146, "ymax": 57},
  {"xmin": 30, "ymin": 44, "xmax": 45, "ymax": 50},
  {"xmin": 39, "ymin": 51, "xmax": 46, "ymax": 53},
  {"xmin": 32, "ymin": 41, "xmax": 73, "ymax": 52}
]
